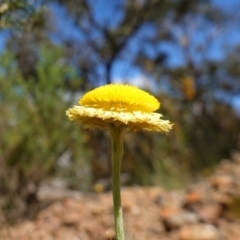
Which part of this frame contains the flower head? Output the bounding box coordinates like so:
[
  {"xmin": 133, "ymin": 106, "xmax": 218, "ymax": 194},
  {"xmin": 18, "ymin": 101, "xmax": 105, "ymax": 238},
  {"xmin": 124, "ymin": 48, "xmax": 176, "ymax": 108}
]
[{"xmin": 66, "ymin": 84, "xmax": 173, "ymax": 132}]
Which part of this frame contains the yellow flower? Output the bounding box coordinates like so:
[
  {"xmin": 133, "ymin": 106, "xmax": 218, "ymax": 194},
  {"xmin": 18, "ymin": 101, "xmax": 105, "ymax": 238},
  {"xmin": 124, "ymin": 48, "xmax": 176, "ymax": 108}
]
[
  {"xmin": 66, "ymin": 84, "xmax": 173, "ymax": 239},
  {"xmin": 66, "ymin": 84, "xmax": 173, "ymax": 132}
]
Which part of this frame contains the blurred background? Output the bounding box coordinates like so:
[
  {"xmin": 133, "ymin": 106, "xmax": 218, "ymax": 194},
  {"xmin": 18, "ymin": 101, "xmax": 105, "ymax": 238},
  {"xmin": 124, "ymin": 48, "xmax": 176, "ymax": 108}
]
[{"xmin": 0, "ymin": 0, "xmax": 240, "ymax": 223}]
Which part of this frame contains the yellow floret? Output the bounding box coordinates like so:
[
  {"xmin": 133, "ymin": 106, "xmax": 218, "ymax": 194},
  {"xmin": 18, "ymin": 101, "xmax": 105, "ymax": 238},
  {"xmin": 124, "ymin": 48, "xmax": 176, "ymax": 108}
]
[{"xmin": 79, "ymin": 84, "xmax": 160, "ymax": 112}]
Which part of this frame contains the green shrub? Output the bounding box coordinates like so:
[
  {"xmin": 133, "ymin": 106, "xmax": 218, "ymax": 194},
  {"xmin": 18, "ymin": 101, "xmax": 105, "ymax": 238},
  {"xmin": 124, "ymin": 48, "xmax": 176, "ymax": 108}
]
[{"xmin": 0, "ymin": 45, "xmax": 92, "ymax": 221}]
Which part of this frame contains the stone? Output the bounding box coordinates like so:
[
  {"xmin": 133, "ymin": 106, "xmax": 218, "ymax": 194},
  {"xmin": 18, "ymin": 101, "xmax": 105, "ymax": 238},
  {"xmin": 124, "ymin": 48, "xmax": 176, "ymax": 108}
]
[
  {"xmin": 165, "ymin": 211, "xmax": 199, "ymax": 228},
  {"xmin": 185, "ymin": 191, "xmax": 202, "ymax": 204},
  {"xmin": 160, "ymin": 206, "xmax": 181, "ymax": 220},
  {"xmin": 196, "ymin": 203, "xmax": 222, "ymax": 223},
  {"xmin": 211, "ymin": 175, "xmax": 233, "ymax": 190},
  {"xmin": 231, "ymin": 151, "xmax": 240, "ymax": 163},
  {"xmin": 37, "ymin": 186, "xmax": 82, "ymax": 202},
  {"xmin": 179, "ymin": 224, "xmax": 219, "ymax": 240},
  {"xmin": 62, "ymin": 212, "xmax": 80, "ymax": 226},
  {"xmin": 211, "ymin": 192, "xmax": 232, "ymax": 205}
]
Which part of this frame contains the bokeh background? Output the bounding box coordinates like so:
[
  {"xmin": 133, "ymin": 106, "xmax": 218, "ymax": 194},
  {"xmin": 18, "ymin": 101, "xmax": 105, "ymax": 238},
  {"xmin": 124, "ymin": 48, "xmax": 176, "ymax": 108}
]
[{"xmin": 0, "ymin": 0, "xmax": 240, "ymax": 223}]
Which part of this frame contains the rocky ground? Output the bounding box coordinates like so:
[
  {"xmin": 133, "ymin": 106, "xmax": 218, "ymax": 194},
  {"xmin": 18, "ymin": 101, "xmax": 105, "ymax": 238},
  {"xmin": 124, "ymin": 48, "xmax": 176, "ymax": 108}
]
[{"xmin": 1, "ymin": 152, "xmax": 240, "ymax": 240}]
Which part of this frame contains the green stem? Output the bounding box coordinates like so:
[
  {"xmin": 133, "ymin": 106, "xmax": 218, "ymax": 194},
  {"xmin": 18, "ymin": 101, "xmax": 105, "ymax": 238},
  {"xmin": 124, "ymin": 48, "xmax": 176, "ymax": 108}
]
[{"xmin": 109, "ymin": 125, "xmax": 125, "ymax": 240}]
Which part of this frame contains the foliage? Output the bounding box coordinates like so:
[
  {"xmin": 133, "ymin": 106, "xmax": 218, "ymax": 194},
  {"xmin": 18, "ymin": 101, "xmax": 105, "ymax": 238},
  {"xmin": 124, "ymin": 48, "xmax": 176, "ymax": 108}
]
[
  {"xmin": 0, "ymin": 45, "xmax": 91, "ymax": 221},
  {"xmin": 0, "ymin": 0, "xmax": 45, "ymax": 28}
]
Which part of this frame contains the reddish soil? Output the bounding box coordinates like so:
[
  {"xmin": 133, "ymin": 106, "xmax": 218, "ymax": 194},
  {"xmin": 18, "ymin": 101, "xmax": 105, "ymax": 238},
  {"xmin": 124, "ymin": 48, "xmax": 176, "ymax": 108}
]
[{"xmin": 1, "ymin": 152, "xmax": 240, "ymax": 240}]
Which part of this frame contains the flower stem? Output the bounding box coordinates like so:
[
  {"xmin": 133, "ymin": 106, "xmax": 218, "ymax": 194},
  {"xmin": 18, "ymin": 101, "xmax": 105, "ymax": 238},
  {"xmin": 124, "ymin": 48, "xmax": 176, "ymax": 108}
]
[{"xmin": 109, "ymin": 125, "xmax": 125, "ymax": 240}]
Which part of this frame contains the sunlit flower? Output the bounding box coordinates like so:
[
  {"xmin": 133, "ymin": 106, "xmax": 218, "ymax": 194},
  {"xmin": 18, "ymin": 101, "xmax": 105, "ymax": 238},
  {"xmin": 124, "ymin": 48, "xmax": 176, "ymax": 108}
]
[
  {"xmin": 66, "ymin": 84, "xmax": 173, "ymax": 132},
  {"xmin": 66, "ymin": 83, "xmax": 173, "ymax": 240}
]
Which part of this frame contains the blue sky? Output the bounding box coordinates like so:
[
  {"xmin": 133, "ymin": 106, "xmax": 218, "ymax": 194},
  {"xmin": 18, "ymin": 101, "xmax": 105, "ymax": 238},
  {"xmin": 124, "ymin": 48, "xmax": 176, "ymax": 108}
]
[
  {"xmin": 0, "ymin": 0, "xmax": 240, "ymax": 111},
  {"xmin": 1, "ymin": 0, "xmax": 240, "ymax": 67},
  {"xmin": 0, "ymin": 0, "xmax": 240, "ymax": 113}
]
